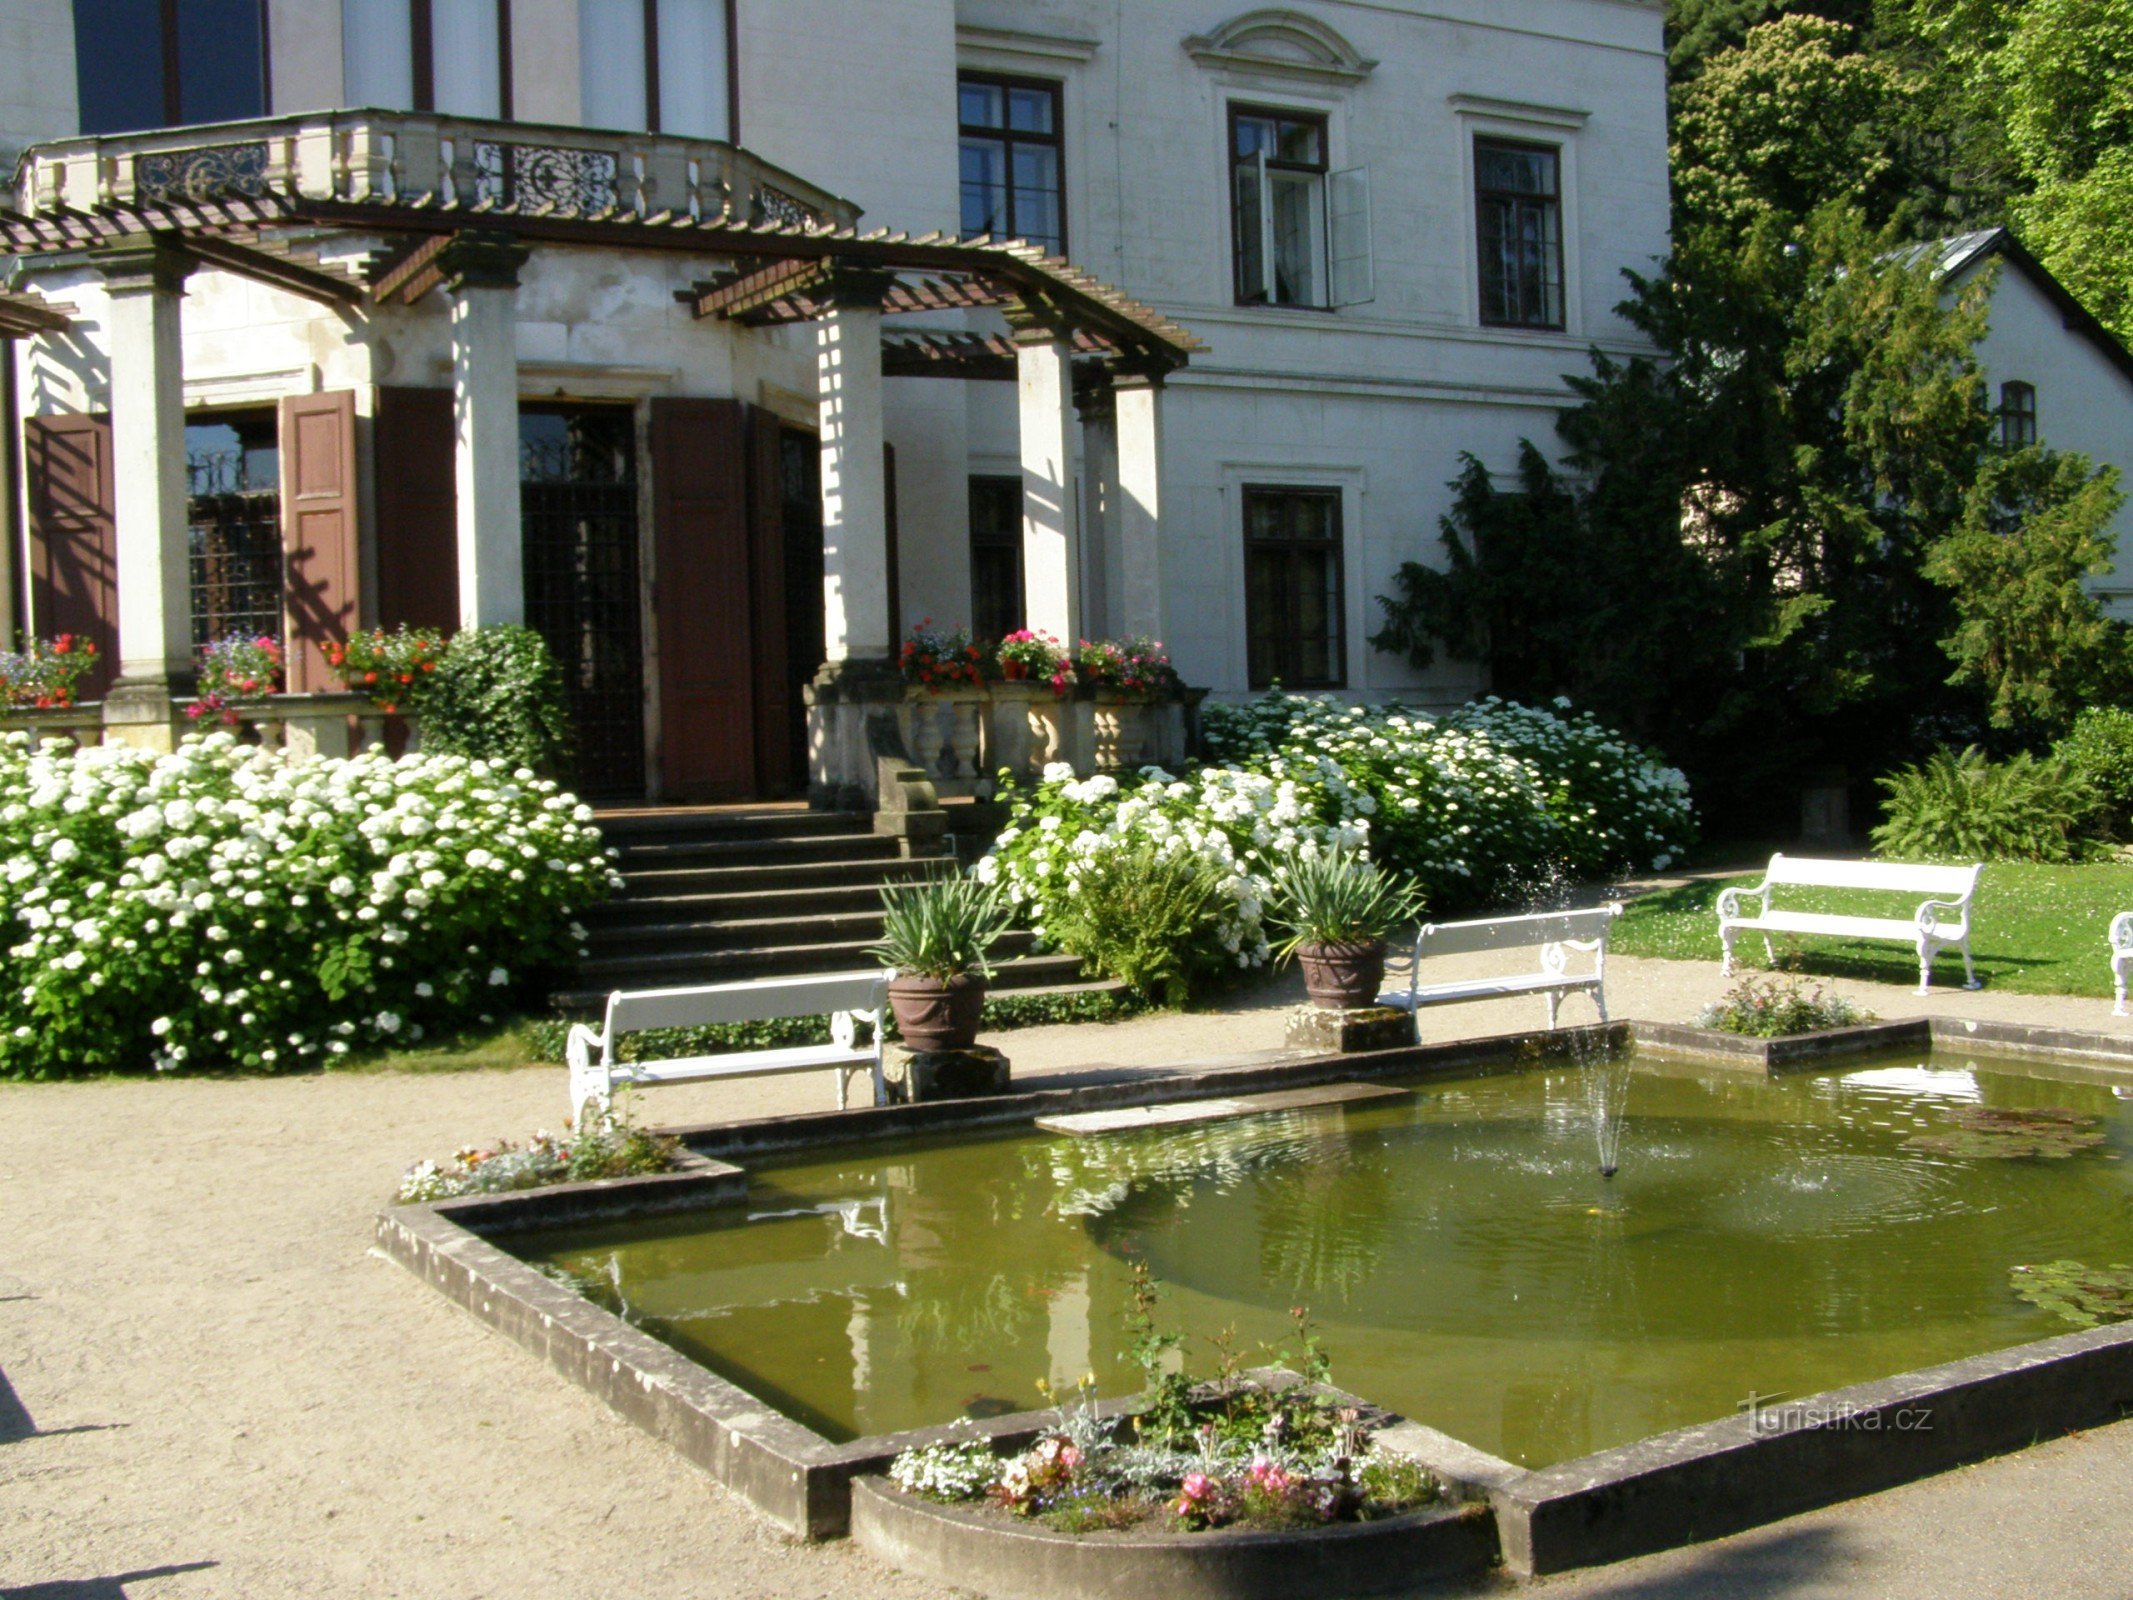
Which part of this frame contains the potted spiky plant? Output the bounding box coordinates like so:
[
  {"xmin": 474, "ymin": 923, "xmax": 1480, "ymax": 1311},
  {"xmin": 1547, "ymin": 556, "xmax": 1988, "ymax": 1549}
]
[
  {"xmin": 1271, "ymin": 851, "xmax": 1426, "ymax": 1010},
  {"xmin": 870, "ymin": 875, "xmax": 1015, "ymax": 1050}
]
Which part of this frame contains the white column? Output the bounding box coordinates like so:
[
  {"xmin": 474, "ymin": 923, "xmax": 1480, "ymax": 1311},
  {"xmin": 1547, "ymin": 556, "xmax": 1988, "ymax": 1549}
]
[
  {"xmin": 1114, "ymin": 373, "xmax": 1166, "ymax": 643},
  {"xmin": 817, "ymin": 280, "xmax": 893, "ymax": 661},
  {"xmin": 1015, "ymin": 325, "xmax": 1080, "ymax": 642},
  {"xmin": 99, "ymin": 242, "xmax": 195, "ymax": 693},
  {"xmin": 443, "ymin": 233, "xmax": 529, "ymax": 631}
]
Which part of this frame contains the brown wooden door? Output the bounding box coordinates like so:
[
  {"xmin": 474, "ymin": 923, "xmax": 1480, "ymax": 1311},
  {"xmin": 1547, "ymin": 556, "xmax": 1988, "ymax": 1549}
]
[
  {"xmin": 746, "ymin": 406, "xmax": 793, "ymax": 795},
  {"xmin": 280, "ymin": 390, "xmax": 361, "ymax": 692},
  {"xmin": 25, "ymin": 414, "xmax": 118, "ymax": 699},
  {"xmin": 651, "ymin": 397, "xmax": 755, "ymax": 800},
  {"xmin": 373, "ymin": 386, "xmax": 459, "ymax": 633}
]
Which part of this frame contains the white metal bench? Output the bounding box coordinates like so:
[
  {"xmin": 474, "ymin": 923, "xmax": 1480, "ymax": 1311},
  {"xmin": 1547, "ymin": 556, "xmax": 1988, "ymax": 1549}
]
[
  {"xmin": 1718, "ymin": 854, "xmax": 1983, "ymax": 997},
  {"xmin": 1376, "ymin": 905, "xmax": 1623, "ymax": 1028},
  {"xmin": 2111, "ymin": 913, "xmax": 2133, "ymax": 1016},
  {"xmin": 567, "ymin": 970, "xmax": 888, "ymax": 1128}
]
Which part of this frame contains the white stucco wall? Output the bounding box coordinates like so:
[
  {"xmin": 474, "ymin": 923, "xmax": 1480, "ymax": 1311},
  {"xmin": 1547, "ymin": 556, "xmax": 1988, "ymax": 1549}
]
[
  {"xmin": 1965, "ymin": 260, "xmax": 2133, "ymax": 616},
  {"xmin": 0, "ymin": 0, "xmax": 75, "ymax": 164}
]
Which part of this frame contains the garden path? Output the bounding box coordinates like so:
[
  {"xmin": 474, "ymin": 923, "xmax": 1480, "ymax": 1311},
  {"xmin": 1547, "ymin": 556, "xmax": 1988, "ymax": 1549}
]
[{"xmin": 4, "ymin": 954, "xmax": 2130, "ymax": 1600}]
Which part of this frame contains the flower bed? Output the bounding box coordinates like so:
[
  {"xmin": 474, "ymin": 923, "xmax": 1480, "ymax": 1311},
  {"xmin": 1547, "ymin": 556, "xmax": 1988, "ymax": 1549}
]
[
  {"xmin": 981, "ymin": 693, "xmax": 1694, "ymax": 990},
  {"xmin": 0, "ymin": 634, "xmax": 98, "ymax": 709},
  {"xmin": 0, "ymin": 731, "xmax": 618, "ymax": 1079},
  {"xmin": 1696, "ymin": 971, "xmax": 1875, "ymax": 1036},
  {"xmin": 395, "ymin": 1119, "xmax": 681, "ymax": 1202}
]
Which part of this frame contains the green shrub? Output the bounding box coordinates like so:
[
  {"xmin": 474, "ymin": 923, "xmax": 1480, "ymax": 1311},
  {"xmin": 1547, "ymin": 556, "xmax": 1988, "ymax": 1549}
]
[
  {"xmin": 1046, "ymin": 841, "xmax": 1235, "ymax": 1007},
  {"xmin": 418, "ymin": 625, "xmax": 576, "ymax": 780},
  {"xmin": 871, "ymin": 874, "xmax": 1013, "ymax": 979},
  {"xmin": 2055, "ymin": 707, "xmax": 2133, "ymax": 838},
  {"xmin": 1871, "ymin": 745, "xmax": 2098, "ymax": 863}
]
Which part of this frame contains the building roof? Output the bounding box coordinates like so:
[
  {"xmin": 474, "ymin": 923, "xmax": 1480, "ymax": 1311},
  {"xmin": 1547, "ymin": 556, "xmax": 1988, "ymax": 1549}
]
[{"xmin": 1901, "ymin": 226, "xmax": 2133, "ymax": 388}]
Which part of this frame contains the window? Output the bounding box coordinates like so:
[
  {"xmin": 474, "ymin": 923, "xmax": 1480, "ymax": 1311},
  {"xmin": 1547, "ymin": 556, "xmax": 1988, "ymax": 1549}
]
[
  {"xmin": 185, "ymin": 410, "xmax": 282, "ymax": 650},
  {"xmin": 959, "ymin": 74, "xmax": 1064, "ymax": 254},
  {"xmin": 341, "ymin": 0, "xmax": 513, "ymax": 119},
  {"xmin": 968, "ymin": 475, "xmax": 1026, "ymax": 642},
  {"xmin": 1475, "ymin": 138, "xmax": 1564, "ymax": 330},
  {"xmin": 1230, "ymin": 107, "xmax": 1372, "ymax": 310},
  {"xmin": 2000, "ymin": 381, "xmax": 2038, "ymax": 448},
  {"xmin": 583, "ymin": 0, "xmax": 732, "ymax": 137},
  {"xmin": 1231, "ymin": 107, "xmax": 1326, "ymax": 307},
  {"xmin": 1244, "ymin": 486, "xmax": 1344, "ymax": 688},
  {"xmin": 74, "ymin": 0, "xmax": 267, "ymax": 135}
]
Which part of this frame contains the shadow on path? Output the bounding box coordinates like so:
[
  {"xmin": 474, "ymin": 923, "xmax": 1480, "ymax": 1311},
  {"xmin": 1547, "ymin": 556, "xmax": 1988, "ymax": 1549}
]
[
  {"xmin": 1528, "ymin": 1525, "xmax": 1864, "ymax": 1600},
  {"xmin": 0, "ymin": 1367, "xmax": 122, "ymax": 1445},
  {"xmin": 3, "ymin": 1564, "xmax": 219, "ymax": 1600}
]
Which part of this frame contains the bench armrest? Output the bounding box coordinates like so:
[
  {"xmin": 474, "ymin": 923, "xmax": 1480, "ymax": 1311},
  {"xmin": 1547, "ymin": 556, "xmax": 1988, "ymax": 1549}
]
[
  {"xmin": 1716, "ymin": 882, "xmax": 1768, "ymax": 920},
  {"xmin": 564, "ymin": 1021, "xmax": 608, "ymax": 1072},
  {"xmin": 2113, "ymin": 912, "xmax": 2133, "ymax": 953},
  {"xmin": 1915, "ymin": 897, "xmax": 1970, "ymax": 934}
]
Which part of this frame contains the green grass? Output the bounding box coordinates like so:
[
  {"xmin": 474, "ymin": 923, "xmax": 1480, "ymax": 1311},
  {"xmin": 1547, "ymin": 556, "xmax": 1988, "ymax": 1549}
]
[{"xmin": 1613, "ymin": 862, "xmax": 2133, "ymax": 999}]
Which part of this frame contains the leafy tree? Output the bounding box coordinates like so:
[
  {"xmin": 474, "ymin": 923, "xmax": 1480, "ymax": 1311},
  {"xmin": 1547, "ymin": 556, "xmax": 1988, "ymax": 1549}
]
[{"xmin": 1926, "ymin": 447, "xmax": 2132, "ymax": 727}]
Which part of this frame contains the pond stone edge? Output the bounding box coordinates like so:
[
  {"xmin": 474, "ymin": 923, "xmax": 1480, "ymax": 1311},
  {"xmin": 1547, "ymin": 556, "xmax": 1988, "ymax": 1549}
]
[{"xmin": 375, "ymin": 1016, "xmax": 2133, "ymax": 1577}]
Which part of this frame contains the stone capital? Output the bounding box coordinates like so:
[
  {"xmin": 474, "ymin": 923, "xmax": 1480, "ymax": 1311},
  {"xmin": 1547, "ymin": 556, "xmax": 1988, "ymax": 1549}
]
[
  {"xmin": 90, "ymin": 235, "xmax": 194, "ymax": 297},
  {"xmin": 439, "ymin": 230, "xmax": 531, "ymax": 292}
]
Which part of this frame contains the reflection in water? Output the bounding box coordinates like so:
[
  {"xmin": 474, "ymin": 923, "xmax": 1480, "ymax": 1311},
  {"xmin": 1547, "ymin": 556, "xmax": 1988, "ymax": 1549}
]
[{"xmin": 514, "ymin": 1049, "xmax": 2133, "ymax": 1466}]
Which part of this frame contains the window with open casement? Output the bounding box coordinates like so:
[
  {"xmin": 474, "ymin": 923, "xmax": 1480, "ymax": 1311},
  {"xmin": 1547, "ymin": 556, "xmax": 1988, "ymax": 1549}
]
[
  {"xmin": 1244, "ymin": 485, "xmax": 1345, "ymax": 689},
  {"xmin": 1230, "ymin": 106, "xmax": 1372, "ymax": 310}
]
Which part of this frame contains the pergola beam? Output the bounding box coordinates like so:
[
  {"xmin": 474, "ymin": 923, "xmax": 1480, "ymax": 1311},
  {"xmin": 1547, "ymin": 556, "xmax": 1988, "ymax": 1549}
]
[
  {"xmin": 0, "ymin": 290, "xmax": 74, "ymax": 336},
  {"xmin": 369, "ymin": 232, "xmax": 457, "ymax": 304},
  {"xmin": 180, "ymin": 232, "xmax": 364, "ymax": 307}
]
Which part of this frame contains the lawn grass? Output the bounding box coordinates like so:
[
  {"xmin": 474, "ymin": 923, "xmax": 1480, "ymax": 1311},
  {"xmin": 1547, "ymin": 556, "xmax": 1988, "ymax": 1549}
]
[{"xmin": 1613, "ymin": 861, "xmax": 2133, "ymax": 999}]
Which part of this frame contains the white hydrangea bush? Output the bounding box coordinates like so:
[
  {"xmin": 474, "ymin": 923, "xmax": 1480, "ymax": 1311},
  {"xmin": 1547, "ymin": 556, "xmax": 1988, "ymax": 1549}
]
[
  {"xmin": 0, "ymin": 731, "xmax": 619, "ymax": 1078},
  {"xmin": 982, "ymin": 694, "xmax": 1693, "ymax": 979}
]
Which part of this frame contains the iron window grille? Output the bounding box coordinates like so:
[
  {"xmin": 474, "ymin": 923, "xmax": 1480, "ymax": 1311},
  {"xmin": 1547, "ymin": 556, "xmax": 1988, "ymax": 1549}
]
[
  {"xmin": 185, "ymin": 412, "xmax": 283, "ymax": 652},
  {"xmin": 967, "ymin": 475, "xmax": 1026, "ymax": 643},
  {"xmin": 958, "ymin": 73, "xmax": 1066, "ymax": 254},
  {"xmin": 1244, "ymin": 485, "xmax": 1345, "ymax": 689},
  {"xmin": 1475, "ymin": 138, "xmax": 1565, "ymax": 330},
  {"xmin": 1999, "ymin": 381, "xmax": 2038, "ymax": 449}
]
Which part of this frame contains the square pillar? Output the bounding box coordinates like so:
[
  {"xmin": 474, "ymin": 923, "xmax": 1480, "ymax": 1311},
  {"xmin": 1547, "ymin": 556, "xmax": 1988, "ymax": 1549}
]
[
  {"xmin": 95, "ymin": 238, "xmax": 195, "ymax": 747},
  {"xmin": 441, "ymin": 232, "xmax": 530, "ymax": 631},
  {"xmin": 817, "ymin": 269, "xmax": 896, "ymax": 663},
  {"xmin": 1013, "ymin": 322, "xmax": 1081, "ymax": 644},
  {"xmin": 1114, "ymin": 372, "xmax": 1166, "ymax": 643}
]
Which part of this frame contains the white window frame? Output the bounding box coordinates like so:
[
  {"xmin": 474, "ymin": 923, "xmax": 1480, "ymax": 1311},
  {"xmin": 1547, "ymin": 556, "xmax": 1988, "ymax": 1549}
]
[
  {"xmin": 1218, "ymin": 91, "xmax": 1371, "ymax": 314},
  {"xmin": 1451, "ymin": 96, "xmax": 1587, "ymax": 339}
]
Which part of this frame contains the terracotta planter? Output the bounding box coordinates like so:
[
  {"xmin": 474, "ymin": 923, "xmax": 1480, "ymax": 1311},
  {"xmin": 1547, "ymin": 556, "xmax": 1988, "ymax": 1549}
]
[
  {"xmin": 1296, "ymin": 939, "xmax": 1387, "ymax": 1010},
  {"xmin": 1002, "ymin": 659, "xmax": 1029, "ymax": 681},
  {"xmin": 887, "ymin": 972, "xmax": 988, "ymax": 1051}
]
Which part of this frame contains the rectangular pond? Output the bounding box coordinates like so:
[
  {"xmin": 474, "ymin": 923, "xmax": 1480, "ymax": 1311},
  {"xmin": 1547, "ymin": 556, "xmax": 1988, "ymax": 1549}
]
[{"xmin": 509, "ymin": 1047, "xmax": 2133, "ymax": 1469}]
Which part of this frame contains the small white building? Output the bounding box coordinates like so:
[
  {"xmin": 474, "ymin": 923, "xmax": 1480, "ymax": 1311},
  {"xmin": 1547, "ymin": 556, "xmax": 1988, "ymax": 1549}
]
[
  {"xmin": 0, "ymin": 0, "xmax": 1672, "ymax": 805},
  {"xmin": 1926, "ymin": 228, "xmax": 2133, "ymax": 616}
]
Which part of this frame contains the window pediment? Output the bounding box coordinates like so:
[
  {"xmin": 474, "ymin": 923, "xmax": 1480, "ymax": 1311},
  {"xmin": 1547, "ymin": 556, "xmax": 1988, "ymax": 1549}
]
[{"xmin": 1184, "ymin": 9, "xmax": 1377, "ymax": 86}]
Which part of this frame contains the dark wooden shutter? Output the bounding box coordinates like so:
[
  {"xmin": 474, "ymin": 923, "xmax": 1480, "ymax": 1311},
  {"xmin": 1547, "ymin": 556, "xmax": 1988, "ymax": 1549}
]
[
  {"xmin": 25, "ymin": 414, "xmax": 118, "ymax": 699},
  {"xmin": 373, "ymin": 386, "xmax": 458, "ymax": 633},
  {"xmin": 746, "ymin": 405, "xmax": 793, "ymax": 795},
  {"xmin": 279, "ymin": 390, "xmax": 361, "ymax": 693},
  {"xmin": 651, "ymin": 397, "xmax": 756, "ymax": 800}
]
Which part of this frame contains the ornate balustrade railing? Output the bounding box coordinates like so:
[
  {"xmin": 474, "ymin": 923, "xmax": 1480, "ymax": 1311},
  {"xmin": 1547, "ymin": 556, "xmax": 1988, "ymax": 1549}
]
[
  {"xmin": 0, "ymin": 694, "xmax": 395, "ymax": 759},
  {"xmin": 18, "ymin": 109, "xmax": 855, "ymax": 231}
]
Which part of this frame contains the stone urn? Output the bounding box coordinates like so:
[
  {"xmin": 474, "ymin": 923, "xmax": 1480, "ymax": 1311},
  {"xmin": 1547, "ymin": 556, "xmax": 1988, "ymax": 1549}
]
[
  {"xmin": 887, "ymin": 972, "xmax": 988, "ymax": 1051},
  {"xmin": 1295, "ymin": 940, "xmax": 1387, "ymax": 1010}
]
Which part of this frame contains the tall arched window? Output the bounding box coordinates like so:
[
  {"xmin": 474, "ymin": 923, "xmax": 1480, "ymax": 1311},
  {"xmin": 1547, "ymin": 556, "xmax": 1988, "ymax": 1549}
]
[{"xmin": 1999, "ymin": 381, "xmax": 2038, "ymax": 448}]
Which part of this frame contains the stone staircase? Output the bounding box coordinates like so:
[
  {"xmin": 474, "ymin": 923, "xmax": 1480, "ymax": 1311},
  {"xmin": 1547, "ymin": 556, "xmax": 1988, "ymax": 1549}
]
[{"xmin": 552, "ymin": 805, "xmax": 1115, "ymax": 1013}]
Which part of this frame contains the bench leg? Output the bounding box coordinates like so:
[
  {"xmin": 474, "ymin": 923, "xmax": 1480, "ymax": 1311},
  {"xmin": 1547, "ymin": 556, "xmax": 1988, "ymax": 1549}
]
[
  {"xmin": 1720, "ymin": 927, "xmax": 1736, "ymax": 977},
  {"xmin": 1915, "ymin": 937, "xmax": 1935, "ymax": 997},
  {"xmin": 1959, "ymin": 937, "xmax": 1980, "ymax": 991},
  {"xmin": 2117, "ymin": 958, "xmax": 2129, "ymax": 1018},
  {"xmin": 1761, "ymin": 933, "xmax": 1776, "ymax": 968},
  {"xmin": 1546, "ymin": 989, "xmax": 1561, "ymax": 1031},
  {"xmin": 570, "ymin": 1071, "xmax": 611, "ymax": 1132},
  {"xmin": 1594, "ymin": 984, "xmax": 1609, "ymax": 1025}
]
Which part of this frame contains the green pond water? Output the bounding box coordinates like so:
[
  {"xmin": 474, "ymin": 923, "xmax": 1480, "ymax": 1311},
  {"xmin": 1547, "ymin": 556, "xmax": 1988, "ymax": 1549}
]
[{"xmin": 513, "ymin": 1049, "xmax": 2133, "ymax": 1467}]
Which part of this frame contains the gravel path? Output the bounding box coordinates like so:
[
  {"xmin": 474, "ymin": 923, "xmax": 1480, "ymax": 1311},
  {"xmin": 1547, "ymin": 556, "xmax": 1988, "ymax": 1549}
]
[{"xmin": 6, "ymin": 954, "xmax": 2132, "ymax": 1600}]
